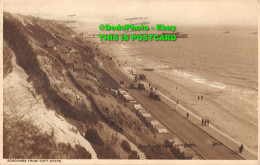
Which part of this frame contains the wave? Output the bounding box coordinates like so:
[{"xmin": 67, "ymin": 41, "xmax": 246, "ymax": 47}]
[
  {"xmin": 159, "ymin": 69, "xmax": 227, "ymax": 90},
  {"xmin": 120, "ymin": 44, "xmax": 131, "ymax": 49},
  {"xmin": 156, "ymin": 69, "xmax": 257, "ymax": 116}
]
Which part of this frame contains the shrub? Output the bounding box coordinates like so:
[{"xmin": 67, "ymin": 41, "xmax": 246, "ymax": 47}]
[
  {"xmin": 139, "ymin": 74, "xmax": 146, "ymax": 80},
  {"xmin": 121, "ymin": 140, "xmax": 131, "ymax": 152},
  {"xmin": 93, "ymin": 144, "xmax": 119, "ymax": 159},
  {"xmin": 84, "ymin": 129, "xmax": 104, "ymax": 146},
  {"xmin": 139, "ymin": 144, "xmax": 176, "ymax": 159}
]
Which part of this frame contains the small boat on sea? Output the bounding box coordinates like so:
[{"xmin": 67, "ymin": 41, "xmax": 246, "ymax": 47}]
[{"xmin": 223, "ymin": 31, "xmax": 230, "ymax": 34}]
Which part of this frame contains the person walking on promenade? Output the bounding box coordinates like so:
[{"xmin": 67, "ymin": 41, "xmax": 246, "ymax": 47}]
[
  {"xmin": 187, "ymin": 112, "xmax": 189, "ymax": 119},
  {"xmin": 239, "ymin": 144, "xmax": 244, "ymax": 153},
  {"xmin": 202, "ymin": 119, "xmax": 204, "ymax": 125},
  {"xmin": 204, "ymin": 119, "xmax": 207, "ymax": 125},
  {"xmin": 207, "ymin": 120, "xmax": 210, "ymax": 125}
]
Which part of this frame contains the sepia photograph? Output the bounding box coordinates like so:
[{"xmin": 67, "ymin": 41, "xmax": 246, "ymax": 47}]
[{"xmin": 1, "ymin": 0, "xmax": 259, "ymax": 164}]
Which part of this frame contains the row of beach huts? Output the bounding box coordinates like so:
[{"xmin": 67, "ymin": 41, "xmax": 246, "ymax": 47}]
[
  {"xmin": 111, "ymin": 88, "xmax": 168, "ymax": 134},
  {"xmin": 110, "ymin": 88, "xmax": 197, "ymax": 159},
  {"xmin": 133, "ymin": 103, "xmax": 169, "ymax": 134}
]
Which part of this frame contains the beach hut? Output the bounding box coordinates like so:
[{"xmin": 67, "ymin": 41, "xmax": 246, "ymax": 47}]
[
  {"xmin": 133, "ymin": 104, "xmax": 142, "ymax": 111},
  {"xmin": 153, "ymin": 124, "xmax": 167, "ymax": 133},
  {"xmin": 183, "ymin": 147, "xmax": 194, "ymax": 159},
  {"xmin": 142, "ymin": 113, "xmax": 152, "ymax": 118},
  {"xmin": 157, "ymin": 128, "xmax": 168, "ymax": 134},
  {"xmin": 149, "ymin": 120, "xmax": 160, "ymax": 128},
  {"xmin": 171, "ymin": 138, "xmax": 184, "ymax": 155},
  {"xmin": 122, "ymin": 93, "xmax": 135, "ymax": 102},
  {"xmin": 141, "ymin": 113, "xmax": 153, "ymax": 124},
  {"xmin": 150, "ymin": 121, "xmax": 165, "ymax": 133},
  {"xmin": 118, "ymin": 89, "xmax": 127, "ymax": 96},
  {"xmin": 136, "ymin": 108, "xmax": 147, "ymax": 117},
  {"xmin": 110, "ymin": 89, "xmax": 118, "ymax": 97},
  {"xmin": 177, "ymin": 146, "xmax": 185, "ymax": 158},
  {"xmin": 139, "ymin": 109, "xmax": 149, "ymax": 116}
]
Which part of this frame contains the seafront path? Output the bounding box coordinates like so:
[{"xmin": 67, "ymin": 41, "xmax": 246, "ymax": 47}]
[{"xmin": 101, "ymin": 58, "xmax": 257, "ymax": 160}]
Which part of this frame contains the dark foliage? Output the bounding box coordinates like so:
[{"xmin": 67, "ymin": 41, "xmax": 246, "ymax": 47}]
[
  {"xmin": 3, "ymin": 119, "xmax": 91, "ymax": 159},
  {"xmin": 3, "ymin": 42, "xmax": 13, "ymax": 77},
  {"xmin": 84, "ymin": 129, "xmax": 104, "ymax": 146},
  {"xmin": 121, "ymin": 140, "xmax": 131, "ymax": 153},
  {"xmin": 92, "ymin": 144, "xmax": 119, "ymax": 159},
  {"xmin": 139, "ymin": 144, "xmax": 176, "ymax": 159}
]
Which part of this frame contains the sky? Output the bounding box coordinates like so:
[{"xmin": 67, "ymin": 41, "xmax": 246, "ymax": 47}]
[{"xmin": 3, "ymin": 0, "xmax": 258, "ymax": 26}]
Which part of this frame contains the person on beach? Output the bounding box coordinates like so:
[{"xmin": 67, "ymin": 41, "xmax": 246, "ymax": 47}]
[
  {"xmin": 201, "ymin": 96, "xmax": 203, "ymax": 100},
  {"xmin": 204, "ymin": 119, "xmax": 207, "ymax": 125},
  {"xmin": 187, "ymin": 113, "xmax": 189, "ymax": 119},
  {"xmin": 239, "ymin": 144, "xmax": 244, "ymax": 153},
  {"xmin": 149, "ymin": 83, "xmax": 151, "ymax": 87},
  {"xmin": 202, "ymin": 119, "xmax": 204, "ymax": 125},
  {"xmin": 198, "ymin": 96, "xmax": 200, "ymax": 100},
  {"xmin": 207, "ymin": 120, "xmax": 209, "ymax": 125}
]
